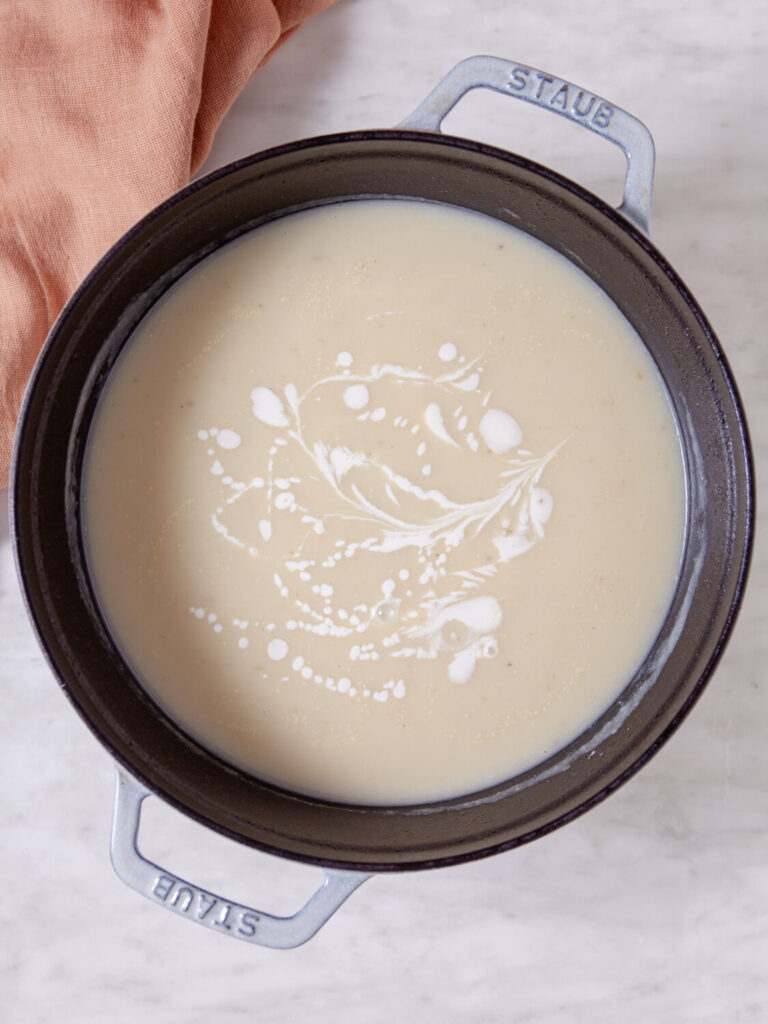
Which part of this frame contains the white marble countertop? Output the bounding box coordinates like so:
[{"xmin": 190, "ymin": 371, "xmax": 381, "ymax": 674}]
[{"xmin": 2, "ymin": 1, "xmax": 766, "ymax": 1020}]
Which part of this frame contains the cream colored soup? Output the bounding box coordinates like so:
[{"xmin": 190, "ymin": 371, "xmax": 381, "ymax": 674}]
[{"xmin": 83, "ymin": 199, "xmax": 685, "ymax": 805}]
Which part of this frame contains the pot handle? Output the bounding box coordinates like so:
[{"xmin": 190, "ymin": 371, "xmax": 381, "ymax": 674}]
[
  {"xmin": 398, "ymin": 55, "xmax": 654, "ymax": 236},
  {"xmin": 110, "ymin": 770, "xmax": 370, "ymax": 949}
]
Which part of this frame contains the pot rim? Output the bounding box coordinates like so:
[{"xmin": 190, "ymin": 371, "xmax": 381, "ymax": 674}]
[{"xmin": 10, "ymin": 127, "xmax": 755, "ymax": 872}]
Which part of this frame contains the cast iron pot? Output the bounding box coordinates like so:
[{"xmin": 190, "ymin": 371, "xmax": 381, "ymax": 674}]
[{"xmin": 11, "ymin": 57, "xmax": 753, "ymax": 948}]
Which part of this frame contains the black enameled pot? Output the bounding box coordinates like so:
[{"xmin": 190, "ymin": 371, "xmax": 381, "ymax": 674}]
[{"xmin": 11, "ymin": 58, "xmax": 753, "ymax": 947}]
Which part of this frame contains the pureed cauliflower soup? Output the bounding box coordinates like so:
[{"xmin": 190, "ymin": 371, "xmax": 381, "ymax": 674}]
[{"xmin": 83, "ymin": 199, "xmax": 685, "ymax": 805}]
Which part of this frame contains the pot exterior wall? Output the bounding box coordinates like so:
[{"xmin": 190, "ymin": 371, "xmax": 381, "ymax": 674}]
[{"xmin": 12, "ymin": 132, "xmax": 753, "ymax": 870}]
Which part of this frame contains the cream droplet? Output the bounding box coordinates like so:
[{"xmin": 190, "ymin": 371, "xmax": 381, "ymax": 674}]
[
  {"xmin": 478, "ymin": 408, "xmax": 523, "ymax": 453},
  {"xmin": 375, "ymin": 601, "xmax": 398, "ymax": 625},
  {"xmin": 267, "ymin": 638, "xmax": 288, "ymax": 661},
  {"xmin": 251, "ymin": 386, "xmax": 289, "ymax": 427},
  {"xmin": 343, "ymin": 384, "xmax": 369, "ymax": 409},
  {"xmin": 216, "ymin": 429, "xmax": 241, "ymax": 449}
]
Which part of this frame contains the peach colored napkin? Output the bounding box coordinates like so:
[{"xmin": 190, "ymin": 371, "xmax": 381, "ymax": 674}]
[{"xmin": 0, "ymin": 0, "xmax": 336, "ymax": 488}]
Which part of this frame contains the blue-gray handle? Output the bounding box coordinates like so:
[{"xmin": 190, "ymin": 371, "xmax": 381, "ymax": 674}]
[
  {"xmin": 399, "ymin": 55, "xmax": 655, "ymax": 235},
  {"xmin": 110, "ymin": 771, "xmax": 370, "ymax": 949}
]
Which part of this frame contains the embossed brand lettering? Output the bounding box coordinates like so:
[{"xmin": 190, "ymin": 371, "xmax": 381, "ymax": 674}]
[
  {"xmin": 214, "ymin": 903, "xmax": 234, "ymax": 930},
  {"xmin": 591, "ymin": 101, "xmax": 613, "ymax": 128},
  {"xmin": 197, "ymin": 893, "xmax": 217, "ymax": 920},
  {"xmin": 506, "ymin": 67, "xmax": 614, "ymax": 129},
  {"xmin": 153, "ymin": 874, "xmax": 175, "ymax": 900},
  {"xmin": 508, "ymin": 66, "xmax": 529, "ymax": 91},
  {"xmin": 238, "ymin": 912, "xmax": 260, "ymax": 938},
  {"xmin": 171, "ymin": 886, "xmax": 194, "ymax": 911},
  {"xmin": 549, "ymin": 83, "xmax": 569, "ymax": 110},
  {"xmin": 152, "ymin": 873, "xmax": 261, "ymax": 938},
  {"xmin": 534, "ymin": 72, "xmax": 553, "ymax": 99},
  {"xmin": 573, "ymin": 90, "xmax": 595, "ymax": 118}
]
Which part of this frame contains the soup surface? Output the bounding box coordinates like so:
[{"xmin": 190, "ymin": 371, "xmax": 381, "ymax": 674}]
[{"xmin": 83, "ymin": 199, "xmax": 685, "ymax": 804}]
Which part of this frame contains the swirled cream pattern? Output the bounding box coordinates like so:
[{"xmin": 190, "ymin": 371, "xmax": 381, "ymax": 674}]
[{"xmin": 194, "ymin": 345, "xmax": 560, "ymax": 694}]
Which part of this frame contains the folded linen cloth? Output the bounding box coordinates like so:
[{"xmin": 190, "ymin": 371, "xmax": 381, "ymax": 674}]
[{"xmin": 0, "ymin": 0, "xmax": 336, "ymax": 488}]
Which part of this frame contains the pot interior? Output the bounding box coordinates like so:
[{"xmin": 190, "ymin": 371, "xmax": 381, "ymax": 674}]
[{"xmin": 12, "ymin": 132, "xmax": 752, "ymax": 870}]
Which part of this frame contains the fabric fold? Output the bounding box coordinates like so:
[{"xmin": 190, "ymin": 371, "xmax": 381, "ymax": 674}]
[{"xmin": 0, "ymin": 0, "xmax": 336, "ymax": 487}]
